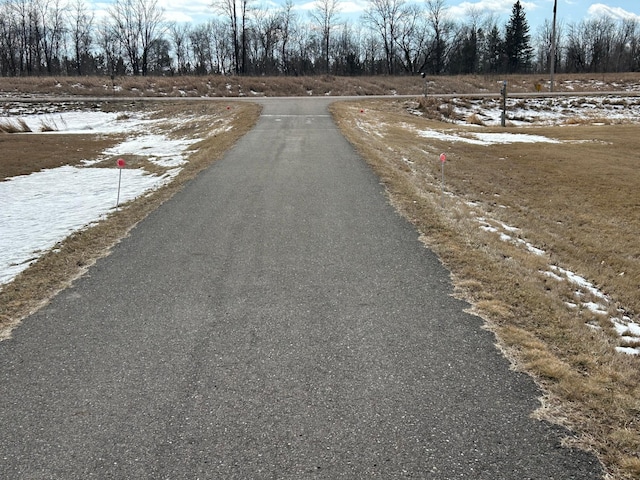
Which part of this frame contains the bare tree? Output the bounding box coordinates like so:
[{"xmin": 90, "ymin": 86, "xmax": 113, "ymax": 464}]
[
  {"xmin": 189, "ymin": 23, "xmax": 214, "ymax": 74},
  {"xmin": 333, "ymin": 21, "xmax": 363, "ymax": 74},
  {"xmin": 361, "ymin": 32, "xmax": 381, "ymax": 74},
  {"xmin": 34, "ymin": 0, "xmax": 65, "ymax": 74},
  {"xmin": 583, "ymin": 16, "xmax": 616, "ymax": 73},
  {"xmin": 68, "ymin": 0, "xmax": 94, "ymax": 75},
  {"xmin": 168, "ymin": 22, "xmax": 190, "ymax": 74},
  {"xmin": 424, "ymin": 0, "xmax": 454, "ymax": 74},
  {"xmin": 251, "ymin": 5, "xmax": 282, "ymax": 74},
  {"xmin": 278, "ymin": 0, "xmax": 297, "ymax": 74},
  {"xmin": 108, "ymin": 0, "xmax": 165, "ymax": 75},
  {"xmin": 535, "ymin": 19, "xmax": 563, "ymax": 74},
  {"xmin": 612, "ymin": 19, "xmax": 639, "ymax": 72},
  {"xmin": 363, "ymin": 0, "xmax": 405, "ymax": 74},
  {"xmin": 394, "ymin": 3, "xmax": 427, "ymax": 74},
  {"xmin": 96, "ymin": 18, "xmax": 123, "ymax": 76},
  {"xmin": 8, "ymin": 0, "xmax": 38, "ymax": 74},
  {"xmin": 309, "ymin": 0, "xmax": 340, "ymax": 73},
  {"xmin": 0, "ymin": 0, "xmax": 20, "ymax": 74},
  {"xmin": 213, "ymin": 0, "xmax": 251, "ymax": 74}
]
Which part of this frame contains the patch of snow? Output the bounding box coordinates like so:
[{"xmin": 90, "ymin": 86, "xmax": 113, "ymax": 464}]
[
  {"xmin": 0, "ymin": 165, "xmax": 175, "ymax": 285},
  {"xmin": 521, "ymin": 241, "xmax": 546, "ymax": 256},
  {"xmin": 500, "ymin": 223, "xmax": 520, "ymax": 232},
  {"xmin": 469, "ymin": 206, "xmax": 638, "ymax": 357},
  {"xmin": 550, "ymin": 265, "xmax": 608, "ymax": 300},
  {"xmin": 541, "ymin": 270, "xmax": 563, "ymax": 281},
  {"xmin": 471, "ymin": 132, "xmax": 560, "ymax": 144},
  {"xmin": 103, "ymin": 134, "xmax": 199, "ymax": 168},
  {"xmin": 583, "ymin": 302, "xmax": 609, "ymax": 315},
  {"xmin": 0, "ymin": 106, "xmax": 211, "ymax": 288},
  {"xmin": 615, "ymin": 347, "xmax": 640, "ymax": 355}
]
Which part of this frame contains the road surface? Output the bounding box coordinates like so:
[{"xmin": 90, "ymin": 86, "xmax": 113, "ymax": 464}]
[{"xmin": 0, "ymin": 98, "xmax": 602, "ymax": 479}]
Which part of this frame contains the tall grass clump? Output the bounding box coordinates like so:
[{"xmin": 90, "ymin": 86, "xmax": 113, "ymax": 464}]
[{"xmin": 0, "ymin": 118, "xmax": 31, "ymax": 133}]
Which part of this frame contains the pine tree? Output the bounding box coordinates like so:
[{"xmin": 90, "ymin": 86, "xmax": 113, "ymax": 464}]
[
  {"xmin": 483, "ymin": 25, "xmax": 503, "ymax": 74},
  {"xmin": 504, "ymin": 0, "xmax": 533, "ymax": 73}
]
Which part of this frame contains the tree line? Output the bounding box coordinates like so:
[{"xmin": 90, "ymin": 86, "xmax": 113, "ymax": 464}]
[{"xmin": 0, "ymin": 0, "xmax": 638, "ymax": 77}]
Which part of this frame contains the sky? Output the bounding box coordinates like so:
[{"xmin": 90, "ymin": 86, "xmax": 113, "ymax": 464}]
[
  {"xmin": 2, "ymin": 90, "xmax": 640, "ymax": 354},
  {"xmin": 122, "ymin": 0, "xmax": 640, "ymax": 34}
]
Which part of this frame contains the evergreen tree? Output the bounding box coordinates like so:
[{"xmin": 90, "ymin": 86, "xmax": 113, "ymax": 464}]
[
  {"xmin": 504, "ymin": 0, "xmax": 533, "ymax": 73},
  {"xmin": 482, "ymin": 24, "xmax": 503, "ymax": 74}
]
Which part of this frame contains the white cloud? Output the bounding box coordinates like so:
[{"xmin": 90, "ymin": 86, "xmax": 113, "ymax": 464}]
[
  {"xmin": 295, "ymin": 1, "xmax": 316, "ymax": 12},
  {"xmin": 447, "ymin": 0, "xmax": 539, "ymax": 21},
  {"xmin": 158, "ymin": 0, "xmax": 214, "ymax": 23},
  {"xmin": 588, "ymin": 4, "xmax": 640, "ymax": 22},
  {"xmin": 339, "ymin": 0, "xmax": 368, "ymax": 14}
]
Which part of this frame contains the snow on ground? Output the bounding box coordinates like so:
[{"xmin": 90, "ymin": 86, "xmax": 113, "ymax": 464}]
[
  {"xmin": 446, "ymin": 94, "xmax": 640, "ymax": 127},
  {"xmin": 1, "ymin": 165, "xmax": 178, "ymax": 284},
  {"xmin": 471, "ymin": 201, "xmax": 640, "ymax": 356},
  {"xmin": 408, "ymin": 123, "xmax": 562, "ymax": 145},
  {"xmin": 408, "ymin": 93, "xmax": 640, "ymax": 127},
  {"xmin": 1, "ymin": 105, "xmax": 218, "ymax": 287}
]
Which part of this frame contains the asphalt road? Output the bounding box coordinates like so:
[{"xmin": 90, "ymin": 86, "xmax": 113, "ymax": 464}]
[{"xmin": 0, "ymin": 98, "xmax": 602, "ymax": 479}]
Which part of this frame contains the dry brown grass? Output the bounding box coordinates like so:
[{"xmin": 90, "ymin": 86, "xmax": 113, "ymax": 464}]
[
  {"xmin": 1, "ymin": 72, "xmax": 639, "ymax": 98},
  {"xmin": 0, "ymin": 134, "xmax": 123, "ymax": 178},
  {"xmin": 0, "ymin": 100, "xmax": 261, "ymax": 337},
  {"xmin": 330, "ymin": 99, "xmax": 640, "ymax": 479}
]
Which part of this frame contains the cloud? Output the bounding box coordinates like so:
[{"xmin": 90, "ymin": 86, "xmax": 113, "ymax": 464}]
[
  {"xmin": 340, "ymin": 0, "xmax": 368, "ymax": 14},
  {"xmin": 447, "ymin": 0, "xmax": 539, "ymax": 20},
  {"xmin": 587, "ymin": 4, "xmax": 640, "ymax": 22},
  {"xmin": 158, "ymin": 0, "xmax": 214, "ymax": 23}
]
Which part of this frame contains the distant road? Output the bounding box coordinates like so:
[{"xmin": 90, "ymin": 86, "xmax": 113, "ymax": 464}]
[{"xmin": 0, "ymin": 97, "xmax": 602, "ymax": 478}]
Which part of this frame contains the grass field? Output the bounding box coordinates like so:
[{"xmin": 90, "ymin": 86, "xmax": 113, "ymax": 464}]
[{"xmin": 1, "ymin": 74, "xmax": 640, "ymax": 479}]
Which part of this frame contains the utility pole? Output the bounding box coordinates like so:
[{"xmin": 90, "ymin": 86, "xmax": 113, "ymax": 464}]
[{"xmin": 550, "ymin": 0, "xmax": 557, "ymax": 92}]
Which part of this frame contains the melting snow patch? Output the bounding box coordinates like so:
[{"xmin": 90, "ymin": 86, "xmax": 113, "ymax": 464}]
[
  {"xmin": 583, "ymin": 302, "xmax": 609, "ymax": 315},
  {"xmin": 550, "ymin": 266, "xmax": 608, "ymax": 300},
  {"xmin": 471, "ymin": 210, "xmax": 639, "ymax": 357},
  {"xmin": 103, "ymin": 134, "xmax": 199, "ymax": 168},
  {"xmin": 412, "ymin": 124, "xmax": 560, "ymax": 145},
  {"xmin": 616, "ymin": 347, "xmax": 640, "ymax": 355},
  {"xmin": 0, "ymin": 107, "xmax": 211, "ymax": 288},
  {"xmin": 0, "ymin": 165, "xmax": 175, "ymax": 285},
  {"xmin": 470, "ymin": 132, "xmax": 560, "ymax": 144}
]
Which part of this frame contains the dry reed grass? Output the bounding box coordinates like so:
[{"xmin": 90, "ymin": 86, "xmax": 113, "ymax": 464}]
[
  {"xmin": 0, "ymin": 118, "xmax": 31, "ymax": 133},
  {"xmin": 330, "ymin": 99, "xmax": 640, "ymax": 480},
  {"xmin": 1, "ymin": 72, "xmax": 639, "ymax": 98}
]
